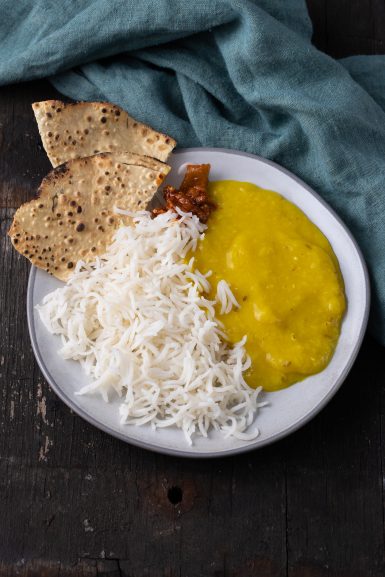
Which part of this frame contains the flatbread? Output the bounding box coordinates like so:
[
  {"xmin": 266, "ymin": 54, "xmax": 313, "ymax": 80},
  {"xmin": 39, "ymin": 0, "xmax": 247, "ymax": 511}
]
[
  {"xmin": 32, "ymin": 100, "xmax": 177, "ymax": 167},
  {"xmin": 8, "ymin": 152, "xmax": 170, "ymax": 281}
]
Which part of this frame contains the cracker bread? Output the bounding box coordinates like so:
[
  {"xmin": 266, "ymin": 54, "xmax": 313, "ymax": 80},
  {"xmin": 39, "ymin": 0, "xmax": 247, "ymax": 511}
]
[
  {"xmin": 32, "ymin": 100, "xmax": 177, "ymax": 167},
  {"xmin": 8, "ymin": 152, "xmax": 170, "ymax": 281}
]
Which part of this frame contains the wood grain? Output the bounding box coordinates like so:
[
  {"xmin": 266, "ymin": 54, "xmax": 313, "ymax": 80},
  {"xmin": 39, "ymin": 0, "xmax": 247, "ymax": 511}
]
[
  {"xmin": 0, "ymin": 83, "xmax": 67, "ymax": 209},
  {"xmin": 1, "ymin": 2, "xmax": 385, "ymax": 575},
  {"xmin": 306, "ymin": 0, "xmax": 385, "ymax": 57}
]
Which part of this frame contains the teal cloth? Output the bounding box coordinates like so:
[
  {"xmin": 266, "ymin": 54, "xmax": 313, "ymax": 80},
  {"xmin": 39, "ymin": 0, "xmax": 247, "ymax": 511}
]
[{"xmin": 1, "ymin": 0, "xmax": 385, "ymax": 341}]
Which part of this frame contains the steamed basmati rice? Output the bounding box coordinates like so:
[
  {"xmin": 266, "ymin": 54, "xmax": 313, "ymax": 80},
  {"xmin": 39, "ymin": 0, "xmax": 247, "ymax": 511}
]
[{"xmin": 37, "ymin": 210, "xmax": 266, "ymax": 444}]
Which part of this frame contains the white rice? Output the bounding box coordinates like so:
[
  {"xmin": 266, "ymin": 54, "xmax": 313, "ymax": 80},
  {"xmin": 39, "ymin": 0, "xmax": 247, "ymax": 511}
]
[
  {"xmin": 37, "ymin": 209, "xmax": 266, "ymax": 444},
  {"xmin": 216, "ymin": 279, "xmax": 240, "ymax": 314}
]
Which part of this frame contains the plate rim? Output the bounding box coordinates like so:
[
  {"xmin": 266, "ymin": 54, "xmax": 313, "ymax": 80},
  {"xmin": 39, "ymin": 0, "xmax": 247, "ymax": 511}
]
[{"xmin": 27, "ymin": 146, "xmax": 371, "ymax": 458}]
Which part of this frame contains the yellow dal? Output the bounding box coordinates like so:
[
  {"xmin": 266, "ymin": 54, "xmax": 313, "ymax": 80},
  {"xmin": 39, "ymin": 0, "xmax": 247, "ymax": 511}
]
[{"xmin": 194, "ymin": 181, "xmax": 346, "ymax": 391}]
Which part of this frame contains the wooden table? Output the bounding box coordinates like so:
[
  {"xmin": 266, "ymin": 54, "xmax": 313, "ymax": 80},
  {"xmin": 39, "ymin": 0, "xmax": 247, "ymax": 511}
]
[{"xmin": 1, "ymin": 2, "xmax": 385, "ymax": 575}]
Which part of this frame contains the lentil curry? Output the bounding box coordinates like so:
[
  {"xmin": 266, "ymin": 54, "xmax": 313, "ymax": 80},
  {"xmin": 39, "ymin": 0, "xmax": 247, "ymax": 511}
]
[{"xmin": 194, "ymin": 180, "xmax": 346, "ymax": 391}]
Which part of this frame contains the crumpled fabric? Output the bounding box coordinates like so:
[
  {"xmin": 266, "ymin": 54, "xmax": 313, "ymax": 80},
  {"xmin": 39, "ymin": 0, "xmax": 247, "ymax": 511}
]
[{"xmin": 1, "ymin": 0, "xmax": 385, "ymax": 341}]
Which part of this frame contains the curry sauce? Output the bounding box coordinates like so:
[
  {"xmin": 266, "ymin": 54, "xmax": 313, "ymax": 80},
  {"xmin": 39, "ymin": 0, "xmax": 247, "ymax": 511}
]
[{"xmin": 194, "ymin": 181, "xmax": 346, "ymax": 391}]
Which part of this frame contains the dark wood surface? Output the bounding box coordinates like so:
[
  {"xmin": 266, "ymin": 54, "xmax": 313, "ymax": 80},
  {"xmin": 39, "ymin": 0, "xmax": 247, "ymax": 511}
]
[{"xmin": 1, "ymin": 2, "xmax": 385, "ymax": 576}]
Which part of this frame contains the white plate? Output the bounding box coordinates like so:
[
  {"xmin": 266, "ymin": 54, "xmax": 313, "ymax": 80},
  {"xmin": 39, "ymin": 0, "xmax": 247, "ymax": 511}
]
[{"xmin": 27, "ymin": 148, "xmax": 370, "ymax": 458}]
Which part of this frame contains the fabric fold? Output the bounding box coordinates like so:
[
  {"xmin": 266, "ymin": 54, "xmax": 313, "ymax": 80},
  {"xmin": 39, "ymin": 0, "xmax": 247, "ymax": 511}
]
[{"xmin": 1, "ymin": 0, "xmax": 385, "ymax": 340}]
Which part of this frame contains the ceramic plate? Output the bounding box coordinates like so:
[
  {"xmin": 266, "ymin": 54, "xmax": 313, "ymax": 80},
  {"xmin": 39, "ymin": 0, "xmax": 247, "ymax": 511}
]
[{"xmin": 27, "ymin": 148, "xmax": 370, "ymax": 457}]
